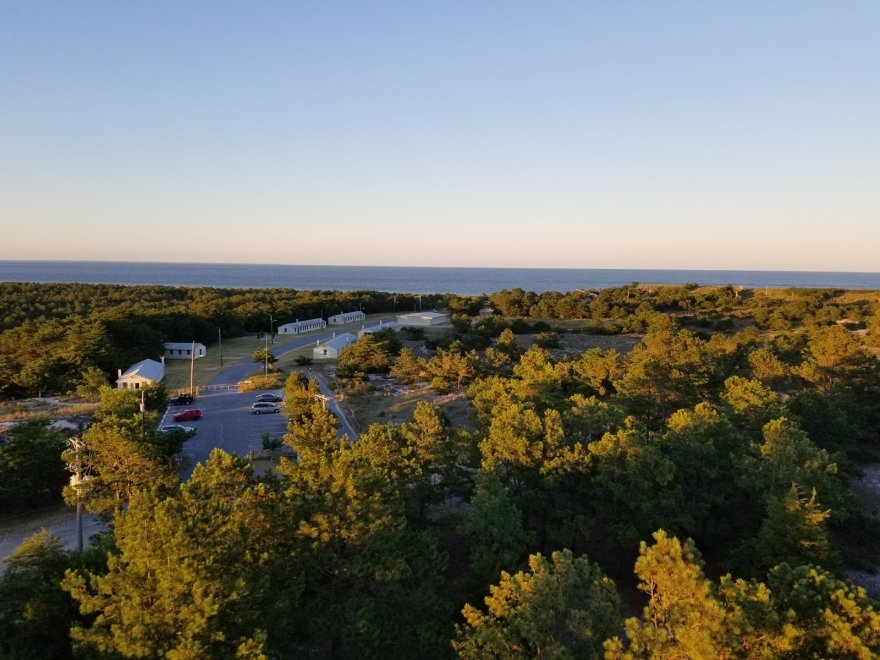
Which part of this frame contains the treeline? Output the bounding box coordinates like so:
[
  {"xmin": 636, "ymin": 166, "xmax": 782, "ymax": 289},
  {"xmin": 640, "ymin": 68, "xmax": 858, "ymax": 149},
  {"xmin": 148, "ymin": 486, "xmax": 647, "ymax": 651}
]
[
  {"xmin": 488, "ymin": 284, "xmax": 880, "ymax": 336},
  {"xmin": 2, "ymin": 281, "xmax": 879, "ymax": 399},
  {"xmin": 0, "ymin": 282, "xmax": 481, "ymax": 398}
]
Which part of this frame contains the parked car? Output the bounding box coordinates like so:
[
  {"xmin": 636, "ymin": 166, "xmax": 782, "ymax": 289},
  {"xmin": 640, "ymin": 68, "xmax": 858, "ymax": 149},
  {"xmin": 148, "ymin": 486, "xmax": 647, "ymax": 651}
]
[
  {"xmin": 254, "ymin": 393, "xmax": 283, "ymax": 403},
  {"xmin": 168, "ymin": 394, "xmax": 195, "ymax": 406},
  {"xmin": 158, "ymin": 424, "xmax": 196, "ymax": 436},
  {"xmin": 172, "ymin": 408, "xmax": 203, "ymax": 422},
  {"xmin": 251, "ymin": 402, "xmax": 280, "ymax": 415}
]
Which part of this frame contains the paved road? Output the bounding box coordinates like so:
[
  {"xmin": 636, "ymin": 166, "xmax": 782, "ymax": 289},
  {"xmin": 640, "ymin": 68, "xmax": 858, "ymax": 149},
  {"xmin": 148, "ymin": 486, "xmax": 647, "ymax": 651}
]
[
  {"xmin": 209, "ymin": 329, "xmax": 354, "ymax": 386},
  {"xmin": 176, "ymin": 328, "xmax": 359, "ymax": 476},
  {"xmin": 0, "ymin": 506, "xmax": 104, "ymax": 569},
  {"xmin": 168, "ymin": 389, "xmax": 289, "ymax": 480},
  {"xmin": 313, "ymin": 373, "xmax": 358, "ymax": 440}
]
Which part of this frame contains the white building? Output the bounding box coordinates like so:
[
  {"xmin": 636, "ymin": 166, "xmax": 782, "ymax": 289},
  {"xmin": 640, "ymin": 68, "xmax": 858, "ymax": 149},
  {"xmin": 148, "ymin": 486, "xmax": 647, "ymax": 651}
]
[
  {"xmin": 357, "ymin": 320, "xmax": 401, "ymax": 338},
  {"xmin": 397, "ymin": 311, "xmax": 449, "ymax": 327},
  {"xmin": 117, "ymin": 358, "xmax": 165, "ymax": 389},
  {"xmin": 328, "ymin": 310, "xmax": 365, "ymax": 325},
  {"xmin": 164, "ymin": 342, "xmax": 206, "ymax": 360},
  {"xmin": 312, "ymin": 332, "xmax": 356, "ymax": 360},
  {"xmin": 278, "ymin": 318, "xmax": 327, "ymax": 335}
]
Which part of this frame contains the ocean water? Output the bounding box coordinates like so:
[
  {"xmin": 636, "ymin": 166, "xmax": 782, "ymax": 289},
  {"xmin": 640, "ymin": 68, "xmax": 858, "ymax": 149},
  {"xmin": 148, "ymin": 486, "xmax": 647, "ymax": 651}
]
[{"xmin": 1, "ymin": 261, "xmax": 879, "ymax": 295}]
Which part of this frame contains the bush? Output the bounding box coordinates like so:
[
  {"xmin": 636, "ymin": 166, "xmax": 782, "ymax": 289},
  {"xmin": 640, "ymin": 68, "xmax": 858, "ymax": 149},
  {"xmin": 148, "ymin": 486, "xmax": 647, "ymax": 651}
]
[
  {"xmin": 239, "ymin": 374, "xmax": 282, "ymax": 392},
  {"xmin": 533, "ymin": 331, "xmax": 560, "ymax": 348},
  {"xmin": 431, "ymin": 377, "xmax": 452, "ymax": 393},
  {"xmin": 400, "ymin": 326, "xmax": 426, "ymax": 341},
  {"xmin": 261, "ymin": 432, "xmax": 283, "ymax": 450}
]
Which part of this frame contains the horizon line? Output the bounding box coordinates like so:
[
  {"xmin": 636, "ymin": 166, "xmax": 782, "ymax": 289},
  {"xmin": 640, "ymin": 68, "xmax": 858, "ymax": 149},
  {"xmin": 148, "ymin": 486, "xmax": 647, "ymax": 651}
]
[{"xmin": 1, "ymin": 259, "xmax": 879, "ymax": 277}]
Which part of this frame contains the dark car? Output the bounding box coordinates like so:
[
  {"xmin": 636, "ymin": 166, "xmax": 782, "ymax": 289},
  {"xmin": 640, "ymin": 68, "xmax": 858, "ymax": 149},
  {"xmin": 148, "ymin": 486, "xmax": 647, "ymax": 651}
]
[
  {"xmin": 168, "ymin": 394, "xmax": 195, "ymax": 406},
  {"xmin": 158, "ymin": 424, "xmax": 197, "ymax": 437},
  {"xmin": 172, "ymin": 408, "xmax": 203, "ymax": 422},
  {"xmin": 254, "ymin": 393, "xmax": 283, "ymax": 403}
]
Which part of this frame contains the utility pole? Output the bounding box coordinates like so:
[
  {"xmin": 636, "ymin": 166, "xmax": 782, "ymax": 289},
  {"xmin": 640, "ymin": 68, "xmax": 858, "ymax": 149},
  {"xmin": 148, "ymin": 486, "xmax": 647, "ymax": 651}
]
[
  {"xmin": 189, "ymin": 340, "xmax": 196, "ymax": 396},
  {"xmin": 269, "ymin": 313, "xmax": 274, "ymax": 345},
  {"xmin": 140, "ymin": 389, "xmax": 146, "ymax": 441},
  {"xmin": 65, "ymin": 436, "xmax": 89, "ymax": 552},
  {"xmin": 264, "ymin": 332, "xmax": 269, "ymax": 376},
  {"xmin": 218, "ymin": 328, "xmax": 223, "ymax": 367}
]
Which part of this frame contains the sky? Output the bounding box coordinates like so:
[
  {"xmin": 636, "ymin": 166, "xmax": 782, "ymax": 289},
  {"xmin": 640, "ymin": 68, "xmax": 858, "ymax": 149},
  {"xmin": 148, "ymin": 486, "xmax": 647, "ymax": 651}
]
[{"xmin": 1, "ymin": 1, "xmax": 878, "ymax": 271}]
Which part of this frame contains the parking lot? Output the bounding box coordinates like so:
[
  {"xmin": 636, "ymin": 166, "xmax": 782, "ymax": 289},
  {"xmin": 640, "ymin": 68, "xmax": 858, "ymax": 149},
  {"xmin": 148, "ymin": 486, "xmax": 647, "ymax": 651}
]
[{"xmin": 161, "ymin": 389, "xmax": 288, "ymax": 479}]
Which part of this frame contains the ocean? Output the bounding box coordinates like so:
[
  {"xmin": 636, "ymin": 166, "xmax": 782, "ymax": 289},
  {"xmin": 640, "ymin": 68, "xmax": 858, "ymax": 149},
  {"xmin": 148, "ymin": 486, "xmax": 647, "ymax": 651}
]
[{"xmin": 1, "ymin": 261, "xmax": 879, "ymax": 296}]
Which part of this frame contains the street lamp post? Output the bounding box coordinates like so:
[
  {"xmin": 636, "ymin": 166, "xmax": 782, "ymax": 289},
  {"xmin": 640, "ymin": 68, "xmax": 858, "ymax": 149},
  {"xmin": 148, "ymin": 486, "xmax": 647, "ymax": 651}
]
[{"xmin": 65, "ymin": 436, "xmax": 90, "ymax": 552}]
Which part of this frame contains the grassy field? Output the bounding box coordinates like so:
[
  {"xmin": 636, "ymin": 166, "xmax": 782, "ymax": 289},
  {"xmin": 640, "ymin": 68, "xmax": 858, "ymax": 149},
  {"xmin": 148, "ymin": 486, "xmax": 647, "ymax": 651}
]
[{"xmin": 0, "ymin": 396, "xmax": 99, "ymax": 424}]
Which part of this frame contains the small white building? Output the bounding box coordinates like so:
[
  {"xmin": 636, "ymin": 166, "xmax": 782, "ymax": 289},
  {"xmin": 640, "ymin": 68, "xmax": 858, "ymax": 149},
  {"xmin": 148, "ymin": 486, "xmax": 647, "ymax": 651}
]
[
  {"xmin": 397, "ymin": 311, "xmax": 450, "ymax": 327},
  {"xmin": 278, "ymin": 318, "xmax": 327, "ymax": 335},
  {"xmin": 313, "ymin": 332, "xmax": 356, "ymax": 360},
  {"xmin": 357, "ymin": 320, "xmax": 401, "ymax": 338},
  {"xmin": 117, "ymin": 358, "xmax": 165, "ymax": 389},
  {"xmin": 328, "ymin": 310, "xmax": 366, "ymax": 325},
  {"xmin": 164, "ymin": 342, "xmax": 206, "ymax": 360}
]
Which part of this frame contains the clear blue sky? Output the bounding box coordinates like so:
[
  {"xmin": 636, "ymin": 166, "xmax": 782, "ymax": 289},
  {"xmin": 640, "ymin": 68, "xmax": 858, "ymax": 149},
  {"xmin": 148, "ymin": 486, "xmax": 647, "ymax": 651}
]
[{"xmin": 2, "ymin": 1, "xmax": 878, "ymax": 271}]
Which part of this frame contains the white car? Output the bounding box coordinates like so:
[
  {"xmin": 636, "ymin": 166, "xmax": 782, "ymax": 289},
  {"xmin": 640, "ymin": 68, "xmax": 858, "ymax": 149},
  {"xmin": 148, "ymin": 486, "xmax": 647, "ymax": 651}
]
[{"xmin": 251, "ymin": 402, "xmax": 280, "ymax": 414}]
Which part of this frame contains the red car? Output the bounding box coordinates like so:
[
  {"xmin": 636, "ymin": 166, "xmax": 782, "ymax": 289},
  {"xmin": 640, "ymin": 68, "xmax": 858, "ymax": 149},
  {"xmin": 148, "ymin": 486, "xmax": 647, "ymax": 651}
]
[{"xmin": 172, "ymin": 408, "xmax": 203, "ymax": 422}]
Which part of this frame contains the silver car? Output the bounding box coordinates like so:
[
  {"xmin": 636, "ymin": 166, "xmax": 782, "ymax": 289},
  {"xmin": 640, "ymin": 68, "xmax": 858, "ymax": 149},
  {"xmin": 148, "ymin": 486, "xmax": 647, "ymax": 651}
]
[{"xmin": 251, "ymin": 402, "xmax": 280, "ymax": 415}]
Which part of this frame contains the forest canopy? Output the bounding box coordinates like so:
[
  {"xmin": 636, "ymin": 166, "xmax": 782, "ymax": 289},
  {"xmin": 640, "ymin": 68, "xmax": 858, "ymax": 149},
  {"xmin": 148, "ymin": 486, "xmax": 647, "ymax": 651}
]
[{"xmin": 2, "ymin": 281, "xmax": 880, "ymax": 658}]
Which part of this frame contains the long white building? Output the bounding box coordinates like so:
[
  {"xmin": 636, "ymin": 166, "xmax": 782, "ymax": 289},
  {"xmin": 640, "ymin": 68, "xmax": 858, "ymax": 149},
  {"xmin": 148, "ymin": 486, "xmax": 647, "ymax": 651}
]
[
  {"xmin": 164, "ymin": 342, "xmax": 206, "ymax": 359},
  {"xmin": 357, "ymin": 320, "xmax": 401, "ymax": 338},
  {"xmin": 328, "ymin": 310, "xmax": 365, "ymax": 325},
  {"xmin": 277, "ymin": 318, "xmax": 327, "ymax": 335},
  {"xmin": 397, "ymin": 311, "xmax": 449, "ymax": 326},
  {"xmin": 313, "ymin": 332, "xmax": 356, "ymax": 360}
]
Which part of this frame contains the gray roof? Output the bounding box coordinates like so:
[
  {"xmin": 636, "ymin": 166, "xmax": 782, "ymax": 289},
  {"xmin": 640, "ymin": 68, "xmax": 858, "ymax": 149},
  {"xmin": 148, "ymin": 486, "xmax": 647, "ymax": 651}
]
[
  {"xmin": 398, "ymin": 311, "xmax": 448, "ymax": 320},
  {"xmin": 318, "ymin": 332, "xmax": 356, "ymax": 350},
  {"xmin": 118, "ymin": 358, "xmax": 164, "ymax": 382},
  {"xmin": 278, "ymin": 318, "xmax": 324, "ymax": 330}
]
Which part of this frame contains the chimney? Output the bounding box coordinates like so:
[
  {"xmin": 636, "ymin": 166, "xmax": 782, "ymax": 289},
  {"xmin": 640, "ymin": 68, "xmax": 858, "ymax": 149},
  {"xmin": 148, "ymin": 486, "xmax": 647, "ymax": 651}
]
[{"xmin": 117, "ymin": 368, "xmax": 122, "ymax": 379}]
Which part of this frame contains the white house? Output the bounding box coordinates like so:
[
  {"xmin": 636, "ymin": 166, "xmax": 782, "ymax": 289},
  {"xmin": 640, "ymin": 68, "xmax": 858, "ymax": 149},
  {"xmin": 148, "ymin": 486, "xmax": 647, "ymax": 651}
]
[
  {"xmin": 312, "ymin": 332, "xmax": 356, "ymax": 360},
  {"xmin": 117, "ymin": 358, "xmax": 165, "ymax": 389},
  {"xmin": 328, "ymin": 310, "xmax": 365, "ymax": 325},
  {"xmin": 397, "ymin": 311, "xmax": 449, "ymax": 327},
  {"xmin": 278, "ymin": 318, "xmax": 327, "ymax": 335},
  {"xmin": 357, "ymin": 320, "xmax": 401, "ymax": 338},
  {"xmin": 164, "ymin": 342, "xmax": 206, "ymax": 360}
]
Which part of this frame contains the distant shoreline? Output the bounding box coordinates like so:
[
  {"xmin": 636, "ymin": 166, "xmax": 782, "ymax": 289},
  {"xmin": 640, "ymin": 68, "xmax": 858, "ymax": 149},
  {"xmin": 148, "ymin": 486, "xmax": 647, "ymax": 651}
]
[{"xmin": 1, "ymin": 261, "xmax": 878, "ymax": 295}]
